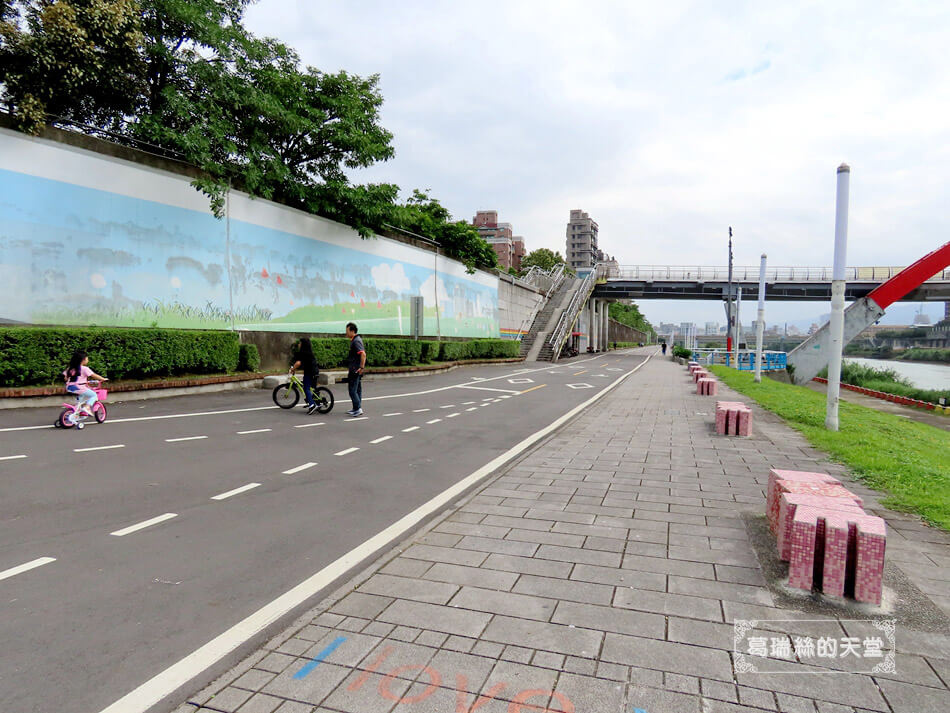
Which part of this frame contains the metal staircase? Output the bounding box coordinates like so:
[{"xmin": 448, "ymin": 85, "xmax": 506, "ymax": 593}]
[
  {"xmin": 540, "ymin": 265, "xmax": 604, "ymax": 362},
  {"xmin": 520, "ymin": 277, "xmax": 573, "ymax": 358}
]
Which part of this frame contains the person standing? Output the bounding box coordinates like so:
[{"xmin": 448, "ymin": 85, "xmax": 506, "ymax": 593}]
[
  {"xmin": 346, "ymin": 322, "xmax": 366, "ymax": 416},
  {"xmin": 661, "ymin": 342, "xmax": 667, "ymax": 355}
]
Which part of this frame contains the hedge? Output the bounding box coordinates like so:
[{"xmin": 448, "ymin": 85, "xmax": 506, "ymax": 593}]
[
  {"xmin": 238, "ymin": 343, "xmax": 260, "ymax": 372},
  {"xmin": 295, "ymin": 338, "xmax": 517, "ymax": 369},
  {"xmin": 0, "ymin": 327, "xmax": 242, "ymax": 386}
]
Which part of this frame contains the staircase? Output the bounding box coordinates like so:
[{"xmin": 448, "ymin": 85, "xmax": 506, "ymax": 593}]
[
  {"xmin": 520, "ymin": 279, "xmax": 574, "ymax": 358},
  {"xmin": 539, "ymin": 266, "xmax": 604, "ymax": 362},
  {"xmin": 523, "ymin": 278, "xmax": 585, "ymax": 361}
]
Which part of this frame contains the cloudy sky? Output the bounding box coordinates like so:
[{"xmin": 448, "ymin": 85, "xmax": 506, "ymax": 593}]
[{"xmin": 244, "ymin": 0, "xmax": 949, "ymax": 327}]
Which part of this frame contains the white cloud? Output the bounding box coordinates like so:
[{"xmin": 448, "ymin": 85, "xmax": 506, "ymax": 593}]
[
  {"xmin": 371, "ymin": 262, "xmax": 411, "ymax": 294},
  {"xmin": 419, "ymin": 274, "xmax": 450, "ymax": 312}
]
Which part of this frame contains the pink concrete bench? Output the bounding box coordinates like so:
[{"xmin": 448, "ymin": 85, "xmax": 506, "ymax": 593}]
[
  {"xmin": 697, "ymin": 377, "xmax": 718, "ymax": 395},
  {"xmin": 692, "ymin": 368, "xmax": 710, "ymax": 382},
  {"xmin": 715, "ymin": 401, "xmax": 751, "ymax": 435},
  {"xmin": 787, "ymin": 504, "xmax": 886, "ymax": 604},
  {"xmin": 766, "ymin": 469, "xmax": 841, "ymax": 532},
  {"xmin": 776, "ymin": 491, "xmax": 864, "ymax": 561}
]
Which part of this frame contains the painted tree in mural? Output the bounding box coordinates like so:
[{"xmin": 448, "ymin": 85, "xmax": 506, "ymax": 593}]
[{"xmin": 0, "ymin": 0, "xmax": 495, "ymax": 269}]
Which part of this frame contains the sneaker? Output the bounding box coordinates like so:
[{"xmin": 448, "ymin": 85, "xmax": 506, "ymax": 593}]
[
  {"xmin": 345, "ymin": 409, "xmax": 357, "ymax": 415},
  {"xmin": 307, "ymin": 403, "xmax": 317, "ymax": 414},
  {"xmin": 351, "ymin": 409, "xmax": 363, "ymax": 417}
]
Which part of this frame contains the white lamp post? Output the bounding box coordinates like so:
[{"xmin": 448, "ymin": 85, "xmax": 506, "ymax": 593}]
[{"xmin": 825, "ymin": 164, "xmax": 850, "ymax": 431}]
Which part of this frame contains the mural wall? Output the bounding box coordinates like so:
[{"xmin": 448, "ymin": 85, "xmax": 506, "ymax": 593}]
[{"xmin": 0, "ymin": 128, "xmax": 499, "ymax": 337}]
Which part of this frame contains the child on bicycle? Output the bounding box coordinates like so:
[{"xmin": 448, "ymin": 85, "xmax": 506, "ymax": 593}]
[
  {"xmin": 290, "ymin": 337, "xmax": 319, "ymax": 414},
  {"xmin": 63, "ymin": 350, "xmax": 108, "ymax": 417}
]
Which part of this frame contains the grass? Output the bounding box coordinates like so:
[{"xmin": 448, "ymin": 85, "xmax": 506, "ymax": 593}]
[{"xmin": 710, "ymin": 365, "xmax": 950, "ymax": 530}]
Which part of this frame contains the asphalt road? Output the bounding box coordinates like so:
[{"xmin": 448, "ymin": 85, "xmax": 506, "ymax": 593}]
[{"xmin": 0, "ymin": 349, "xmax": 652, "ymax": 713}]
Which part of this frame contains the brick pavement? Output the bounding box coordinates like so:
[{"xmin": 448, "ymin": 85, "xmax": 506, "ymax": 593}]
[{"xmin": 179, "ymin": 355, "xmax": 950, "ymax": 713}]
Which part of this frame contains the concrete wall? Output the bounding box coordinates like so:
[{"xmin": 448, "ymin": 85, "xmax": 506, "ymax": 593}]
[
  {"xmin": 608, "ymin": 318, "xmax": 648, "ymax": 345},
  {"xmin": 0, "ymin": 127, "xmax": 498, "ymax": 338},
  {"xmin": 498, "ymin": 273, "xmax": 543, "ymax": 339}
]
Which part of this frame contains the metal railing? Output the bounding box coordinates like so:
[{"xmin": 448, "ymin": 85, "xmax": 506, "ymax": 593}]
[
  {"xmin": 548, "ymin": 264, "xmax": 603, "ymax": 352},
  {"xmin": 611, "ymin": 265, "xmax": 950, "ymax": 283},
  {"xmin": 516, "ymin": 264, "xmax": 566, "ymax": 341},
  {"xmin": 690, "ymin": 348, "xmax": 788, "ymax": 371}
]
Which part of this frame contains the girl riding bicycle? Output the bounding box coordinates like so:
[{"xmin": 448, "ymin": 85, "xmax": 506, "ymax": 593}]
[
  {"xmin": 290, "ymin": 338, "xmax": 319, "ymax": 414},
  {"xmin": 63, "ymin": 350, "xmax": 108, "ymax": 417}
]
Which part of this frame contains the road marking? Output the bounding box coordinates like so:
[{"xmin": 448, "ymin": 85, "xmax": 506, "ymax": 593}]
[
  {"xmin": 412, "ymin": 408, "xmax": 430, "ymax": 413},
  {"xmin": 294, "ymin": 636, "xmax": 347, "ymax": 680},
  {"xmin": 459, "ymin": 385, "xmax": 520, "ymax": 394},
  {"xmin": 283, "ymin": 462, "xmax": 318, "ymax": 475},
  {"xmin": 383, "ymin": 412, "xmax": 403, "ymax": 417},
  {"xmin": 294, "ymin": 422, "xmax": 325, "ymax": 428},
  {"xmin": 345, "ymin": 417, "xmax": 368, "ymax": 422},
  {"xmin": 236, "ymin": 428, "xmax": 271, "ymax": 435},
  {"xmin": 110, "ymin": 513, "xmax": 177, "ymax": 537},
  {"xmin": 426, "ymin": 419, "xmax": 442, "ymax": 424},
  {"xmin": 335, "ymin": 447, "xmax": 359, "ymax": 456},
  {"xmin": 165, "ymin": 436, "xmax": 208, "ymax": 443},
  {"xmin": 446, "ymin": 413, "xmax": 460, "ymax": 418},
  {"xmin": 370, "ymin": 436, "xmax": 393, "ymax": 444},
  {"xmin": 499, "ymin": 395, "xmax": 512, "ymax": 399},
  {"xmin": 439, "ymin": 404, "xmax": 456, "ymax": 409},
  {"xmin": 566, "ymin": 383, "xmax": 594, "ymax": 389},
  {"xmin": 518, "ymin": 384, "xmax": 547, "ymax": 395},
  {"xmin": 0, "ymin": 454, "xmax": 27, "ymax": 461},
  {"xmin": 574, "ymin": 369, "xmax": 589, "ymax": 375},
  {"xmin": 211, "ymin": 483, "xmax": 261, "ymax": 501},
  {"xmin": 94, "ymin": 351, "xmax": 652, "ymax": 713},
  {"xmin": 507, "ymin": 378, "xmax": 534, "ymax": 384},
  {"xmin": 0, "ymin": 557, "xmax": 56, "ymax": 582},
  {"xmin": 74, "ymin": 444, "xmax": 125, "ymax": 453},
  {"xmin": 462, "ymin": 401, "xmax": 475, "ymax": 405},
  {"xmin": 402, "ymin": 426, "xmax": 420, "ymax": 432},
  {"xmin": 466, "ymin": 407, "xmax": 478, "ymax": 412}
]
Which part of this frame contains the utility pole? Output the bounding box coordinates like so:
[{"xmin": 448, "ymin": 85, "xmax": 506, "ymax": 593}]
[
  {"xmin": 725, "ymin": 227, "xmax": 734, "ymax": 358},
  {"xmin": 754, "ymin": 254, "xmax": 767, "ymax": 382},
  {"xmin": 825, "ymin": 164, "xmax": 851, "ymax": 431},
  {"xmin": 734, "ymin": 286, "xmax": 742, "ymax": 368}
]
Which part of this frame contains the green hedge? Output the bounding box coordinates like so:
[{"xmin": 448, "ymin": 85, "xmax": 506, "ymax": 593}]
[
  {"xmin": 289, "ymin": 337, "xmax": 517, "ymax": 369},
  {"xmin": 439, "ymin": 339, "xmax": 520, "ymax": 361},
  {"xmin": 238, "ymin": 343, "xmax": 260, "ymax": 372},
  {"xmin": 0, "ymin": 327, "xmax": 242, "ymax": 386}
]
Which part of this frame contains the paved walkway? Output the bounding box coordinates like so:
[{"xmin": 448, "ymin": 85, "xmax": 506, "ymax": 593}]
[{"xmin": 178, "ymin": 353, "xmax": 950, "ymax": 713}]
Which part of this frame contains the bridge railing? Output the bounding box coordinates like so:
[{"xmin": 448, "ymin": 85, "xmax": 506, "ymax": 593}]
[
  {"xmin": 611, "ymin": 266, "xmax": 950, "ymax": 282},
  {"xmin": 691, "ymin": 348, "xmax": 788, "ymax": 371}
]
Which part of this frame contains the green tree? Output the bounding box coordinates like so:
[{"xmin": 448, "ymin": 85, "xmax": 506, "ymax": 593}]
[
  {"xmin": 519, "ymin": 248, "xmax": 566, "ymax": 273},
  {"xmin": 0, "ymin": 0, "xmax": 143, "ymax": 132},
  {"xmin": 609, "ymin": 301, "xmax": 655, "ymax": 336}
]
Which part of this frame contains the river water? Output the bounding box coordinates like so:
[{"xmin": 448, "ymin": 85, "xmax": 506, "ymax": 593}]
[{"xmin": 844, "ymin": 357, "xmax": 950, "ymax": 390}]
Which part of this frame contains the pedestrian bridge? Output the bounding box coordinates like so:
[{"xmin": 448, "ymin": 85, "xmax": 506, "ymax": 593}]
[{"xmin": 593, "ymin": 264, "xmax": 950, "ymax": 301}]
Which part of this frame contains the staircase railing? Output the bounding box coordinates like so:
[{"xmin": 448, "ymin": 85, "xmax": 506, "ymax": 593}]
[
  {"xmin": 547, "ymin": 265, "xmax": 603, "ymax": 356},
  {"xmin": 516, "ymin": 264, "xmax": 567, "ymax": 341}
]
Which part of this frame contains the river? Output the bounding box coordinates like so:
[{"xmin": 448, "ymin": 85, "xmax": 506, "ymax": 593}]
[{"xmin": 844, "ymin": 357, "xmax": 950, "ymax": 390}]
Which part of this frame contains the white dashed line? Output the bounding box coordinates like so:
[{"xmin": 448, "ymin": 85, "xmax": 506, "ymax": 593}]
[
  {"xmin": 294, "ymin": 422, "xmax": 325, "ymax": 428},
  {"xmin": 282, "ymin": 462, "xmax": 317, "ymax": 475},
  {"xmin": 462, "ymin": 402, "xmax": 476, "ymax": 405},
  {"xmin": 110, "ymin": 513, "xmax": 177, "ymax": 537},
  {"xmin": 466, "ymin": 407, "xmax": 478, "ymax": 412},
  {"xmin": 440, "ymin": 404, "xmax": 456, "ymax": 409},
  {"xmin": 402, "ymin": 426, "xmax": 420, "ymax": 432},
  {"xmin": 165, "ymin": 436, "xmax": 208, "ymax": 443},
  {"xmin": 335, "ymin": 447, "xmax": 359, "ymax": 456},
  {"xmin": 0, "ymin": 454, "xmax": 27, "ymax": 461},
  {"xmin": 426, "ymin": 419, "xmax": 442, "ymax": 424},
  {"xmin": 346, "ymin": 417, "xmax": 368, "ymax": 422},
  {"xmin": 236, "ymin": 429, "xmax": 271, "ymax": 435},
  {"xmin": 211, "ymin": 483, "xmax": 261, "ymax": 501},
  {"xmin": 74, "ymin": 444, "xmax": 125, "ymax": 453},
  {"xmin": 0, "ymin": 557, "xmax": 56, "ymax": 582},
  {"xmin": 412, "ymin": 408, "xmax": 430, "ymax": 413},
  {"xmin": 370, "ymin": 436, "xmax": 393, "ymax": 444},
  {"xmin": 383, "ymin": 412, "xmax": 403, "ymax": 417},
  {"xmin": 500, "ymin": 395, "xmax": 512, "ymax": 399},
  {"xmin": 446, "ymin": 413, "xmax": 460, "ymax": 418}
]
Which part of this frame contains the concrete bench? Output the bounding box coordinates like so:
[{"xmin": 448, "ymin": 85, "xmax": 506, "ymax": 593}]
[
  {"xmin": 696, "ymin": 377, "xmax": 718, "ymax": 395},
  {"xmin": 776, "ymin": 491, "xmax": 864, "ymax": 561},
  {"xmin": 715, "ymin": 401, "xmax": 751, "ymax": 435},
  {"xmin": 766, "ymin": 469, "xmax": 842, "ymax": 532}
]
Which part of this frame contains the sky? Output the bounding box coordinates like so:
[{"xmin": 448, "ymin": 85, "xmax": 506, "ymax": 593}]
[{"xmin": 243, "ymin": 0, "xmax": 949, "ymax": 327}]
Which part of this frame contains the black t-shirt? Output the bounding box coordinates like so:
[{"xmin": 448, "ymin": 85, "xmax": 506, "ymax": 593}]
[
  {"xmin": 294, "ymin": 348, "xmax": 318, "ymax": 377},
  {"xmin": 348, "ymin": 335, "xmax": 365, "ymax": 373}
]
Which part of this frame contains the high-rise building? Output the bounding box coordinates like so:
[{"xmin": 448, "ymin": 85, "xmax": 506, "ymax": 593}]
[
  {"xmin": 566, "ymin": 209, "xmax": 601, "ymax": 272},
  {"xmin": 705, "ymin": 321, "xmax": 719, "ymax": 335},
  {"xmin": 473, "ymin": 210, "xmax": 525, "ymax": 271}
]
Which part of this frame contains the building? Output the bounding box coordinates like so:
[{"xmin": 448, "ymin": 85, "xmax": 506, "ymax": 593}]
[
  {"xmin": 704, "ymin": 321, "xmax": 719, "ymax": 335},
  {"xmin": 473, "ymin": 211, "xmax": 524, "ymax": 271},
  {"xmin": 566, "ymin": 209, "xmax": 601, "ymax": 272}
]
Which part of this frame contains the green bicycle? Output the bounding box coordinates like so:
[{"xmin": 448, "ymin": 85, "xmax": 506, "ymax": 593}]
[{"xmin": 272, "ymin": 371, "xmax": 334, "ymax": 413}]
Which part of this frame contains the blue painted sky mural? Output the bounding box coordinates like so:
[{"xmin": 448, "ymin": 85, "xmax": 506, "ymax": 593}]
[{"xmin": 0, "ymin": 168, "xmax": 499, "ymax": 337}]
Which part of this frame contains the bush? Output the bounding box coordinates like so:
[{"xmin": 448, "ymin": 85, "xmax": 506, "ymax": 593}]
[
  {"xmin": 420, "ymin": 341, "xmax": 440, "ymax": 363},
  {"xmin": 438, "ymin": 339, "xmax": 519, "ymax": 361},
  {"xmin": 0, "ymin": 327, "xmax": 241, "ymax": 386},
  {"xmin": 672, "ymin": 346, "xmax": 692, "ymax": 359},
  {"xmin": 238, "ymin": 343, "xmax": 260, "ymax": 372}
]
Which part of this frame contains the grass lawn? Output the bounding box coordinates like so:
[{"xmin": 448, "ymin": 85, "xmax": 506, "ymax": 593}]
[{"xmin": 710, "ymin": 366, "xmax": 950, "ymax": 530}]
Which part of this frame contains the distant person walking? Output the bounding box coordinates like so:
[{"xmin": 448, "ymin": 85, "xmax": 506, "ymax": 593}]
[
  {"xmin": 661, "ymin": 342, "xmax": 667, "ymax": 355},
  {"xmin": 346, "ymin": 322, "xmax": 366, "ymax": 416}
]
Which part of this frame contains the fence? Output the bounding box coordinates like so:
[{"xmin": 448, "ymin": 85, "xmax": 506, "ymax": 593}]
[{"xmin": 690, "ymin": 348, "xmax": 788, "ymax": 371}]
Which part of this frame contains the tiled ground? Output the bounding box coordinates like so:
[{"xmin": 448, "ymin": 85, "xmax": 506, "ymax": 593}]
[{"xmin": 179, "ymin": 355, "xmax": 950, "ymax": 713}]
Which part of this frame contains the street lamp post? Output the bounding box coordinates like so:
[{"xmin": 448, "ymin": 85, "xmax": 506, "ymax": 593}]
[
  {"xmin": 725, "ymin": 227, "xmax": 734, "ymax": 357},
  {"xmin": 825, "ymin": 164, "xmax": 851, "ymax": 431},
  {"xmin": 754, "ymin": 254, "xmax": 767, "ymax": 382}
]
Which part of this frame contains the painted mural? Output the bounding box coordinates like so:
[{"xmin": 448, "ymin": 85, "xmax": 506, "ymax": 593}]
[{"xmin": 0, "ymin": 168, "xmax": 499, "ymax": 337}]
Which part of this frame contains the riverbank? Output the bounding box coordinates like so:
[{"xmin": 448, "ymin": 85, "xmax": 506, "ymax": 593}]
[{"xmin": 710, "ymin": 366, "xmax": 950, "ymax": 530}]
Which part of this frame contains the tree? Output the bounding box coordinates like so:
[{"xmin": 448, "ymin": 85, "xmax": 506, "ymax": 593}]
[
  {"xmin": 609, "ymin": 301, "xmax": 655, "ymax": 336},
  {"xmin": 0, "ymin": 0, "xmax": 143, "ymax": 132},
  {"xmin": 519, "ymin": 248, "xmax": 566, "ymax": 273}
]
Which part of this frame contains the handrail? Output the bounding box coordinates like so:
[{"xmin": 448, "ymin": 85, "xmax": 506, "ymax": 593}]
[
  {"xmin": 548, "ymin": 265, "xmax": 602, "ymax": 353},
  {"xmin": 516, "ymin": 264, "xmax": 566, "ymax": 340},
  {"xmin": 608, "ymin": 265, "xmax": 950, "ymax": 283}
]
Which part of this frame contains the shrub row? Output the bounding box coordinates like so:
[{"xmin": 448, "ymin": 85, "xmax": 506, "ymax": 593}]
[
  {"xmin": 0, "ymin": 327, "xmax": 242, "ymax": 386},
  {"xmin": 1, "ymin": 328, "xmax": 520, "ymax": 387}
]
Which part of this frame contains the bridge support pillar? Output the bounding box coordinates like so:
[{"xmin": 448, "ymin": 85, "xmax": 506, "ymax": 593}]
[
  {"xmin": 602, "ymin": 301, "xmax": 610, "ymax": 348},
  {"xmin": 592, "ymin": 300, "xmax": 601, "ymax": 352}
]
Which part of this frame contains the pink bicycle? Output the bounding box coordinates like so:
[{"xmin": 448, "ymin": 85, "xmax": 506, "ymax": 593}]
[{"xmin": 56, "ymin": 380, "xmax": 108, "ymax": 429}]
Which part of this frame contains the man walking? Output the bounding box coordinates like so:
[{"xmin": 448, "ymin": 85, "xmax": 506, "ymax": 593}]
[{"xmin": 346, "ymin": 322, "xmax": 366, "ymax": 416}]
